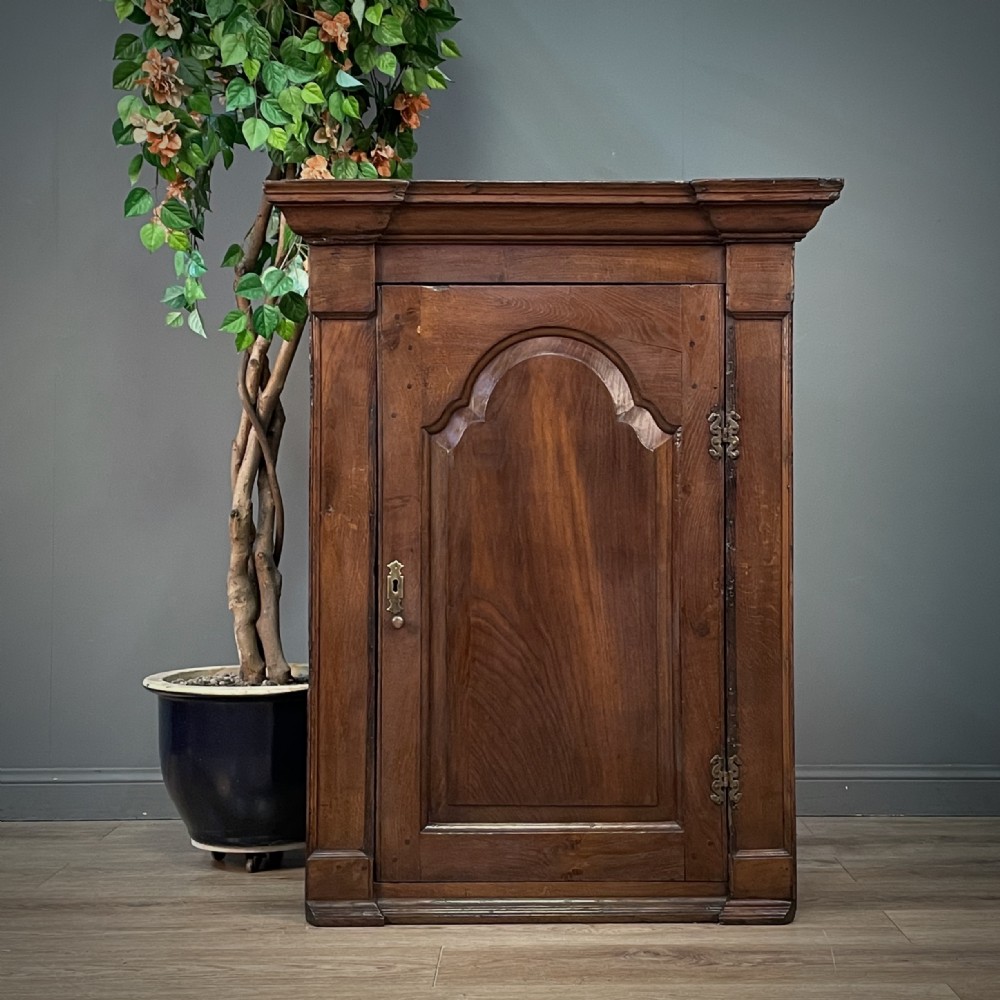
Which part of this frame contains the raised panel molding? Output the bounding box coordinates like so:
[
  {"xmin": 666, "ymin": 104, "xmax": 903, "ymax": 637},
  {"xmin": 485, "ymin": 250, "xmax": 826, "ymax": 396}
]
[{"xmin": 431, "ymin": 334, "xmax": 674, "ymax": 454}]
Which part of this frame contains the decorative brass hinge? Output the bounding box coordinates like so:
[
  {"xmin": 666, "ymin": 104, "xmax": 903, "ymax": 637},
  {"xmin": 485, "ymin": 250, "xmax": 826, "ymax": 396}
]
[
  {"xmin": 708, "ymin": 408, "xmax": 741, "ymax": 460},
  {"xmin": 710, "ymin": 753, "xmax": 743, "ymax": 806}
]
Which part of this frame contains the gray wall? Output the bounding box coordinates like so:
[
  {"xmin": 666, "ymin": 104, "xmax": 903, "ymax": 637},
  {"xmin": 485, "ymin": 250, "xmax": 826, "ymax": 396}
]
[{"xmin": 2, "ymin": 0, "xmax": 998, "ymax": 818}]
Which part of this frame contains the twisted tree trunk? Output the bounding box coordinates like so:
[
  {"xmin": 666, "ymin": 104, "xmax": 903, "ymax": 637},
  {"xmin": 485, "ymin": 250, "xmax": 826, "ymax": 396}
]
[{"xmin": 226, "ymin": 168, "xmax": 305, "ymax": 684}]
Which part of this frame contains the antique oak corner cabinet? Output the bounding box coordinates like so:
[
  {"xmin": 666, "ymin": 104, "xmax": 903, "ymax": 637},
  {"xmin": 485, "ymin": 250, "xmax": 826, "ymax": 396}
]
[{"xmin": 265, "ymin": 179, "xmax": 843, "ymax": 926}]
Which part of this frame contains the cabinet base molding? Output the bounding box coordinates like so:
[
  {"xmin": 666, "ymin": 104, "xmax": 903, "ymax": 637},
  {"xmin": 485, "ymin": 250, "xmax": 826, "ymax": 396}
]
[
  {"xmin": 375, "ymin": 896, "xmax": 726, "ymax": 924},
  {"xmin": 305, "ymin": 900, "xmax": 386, "ymax": 927},
  {"xmin": 718, "ymin": 898, "xmax": 795, "ymax": 925}
]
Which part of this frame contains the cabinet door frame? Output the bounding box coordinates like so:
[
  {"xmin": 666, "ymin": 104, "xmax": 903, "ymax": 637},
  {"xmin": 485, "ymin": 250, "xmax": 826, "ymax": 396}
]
[{"xmin": 375, "ymin": 283, "xmax": 727, "ymax": 892}]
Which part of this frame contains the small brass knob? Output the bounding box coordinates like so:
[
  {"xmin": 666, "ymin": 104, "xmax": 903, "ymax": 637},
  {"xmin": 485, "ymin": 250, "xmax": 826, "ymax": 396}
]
[{"xmin": 391, "ymin": 615, "xmax": 404, "ymax": 630}]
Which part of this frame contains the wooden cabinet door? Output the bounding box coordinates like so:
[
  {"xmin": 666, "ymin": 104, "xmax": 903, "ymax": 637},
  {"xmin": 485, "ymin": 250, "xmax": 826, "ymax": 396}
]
[{"xmin": 377, "ymin": 284, "xmax": 725, "ymax": 887}]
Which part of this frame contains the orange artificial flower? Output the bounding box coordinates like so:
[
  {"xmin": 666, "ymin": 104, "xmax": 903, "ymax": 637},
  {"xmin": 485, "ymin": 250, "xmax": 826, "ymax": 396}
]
[
  {"xmin": 393, "ymin": 91, "xmax": 430, "ymax": 129},
  {"xmin": 165, "ymin": 178, "xmax": 189, "ymax": 202},
  {"xmin": 312, "ymin": 112, "xmax": 340, "ymax": 148},
  {"xmin": 370, "ymin": 140, "xmax": 397, "ymax": 178},
  {"xmin": 315, "ymin": 10, "xmax": 351, "ymax": 52},
  {"xmin": 130, "ymin": 110, "xmax": 183, "ymax": 165},
  {"xmin": 301, "ymin": 155, "xmax": 333, "ymax": 180},
  {"xmin": 144, "ymin": 0, "xmax": 182, "ymax": 40},
  {"xmin": 137, "ymin": 47, "xmax": 191, "ymax": 108}
]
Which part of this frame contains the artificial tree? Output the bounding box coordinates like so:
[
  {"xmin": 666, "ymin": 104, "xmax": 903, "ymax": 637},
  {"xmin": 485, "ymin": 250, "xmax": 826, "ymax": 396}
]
[{"xmin": 108, "ymin": 0, "xmax": 460, "ymax": 684}]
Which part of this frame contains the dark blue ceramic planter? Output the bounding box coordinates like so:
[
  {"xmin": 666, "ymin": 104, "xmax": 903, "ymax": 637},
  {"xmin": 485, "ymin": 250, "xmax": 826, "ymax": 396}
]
[{"xmin": 144, "ymin": 668, "xmax": 308, "ymax": 852}]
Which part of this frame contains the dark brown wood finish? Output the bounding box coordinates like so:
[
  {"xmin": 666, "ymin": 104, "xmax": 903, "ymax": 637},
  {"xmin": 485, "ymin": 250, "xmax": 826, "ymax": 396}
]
[
  {"xmin": 377, "ymin": 284, "xmax": 725, "ymax": 888},
  {"xmin": 264, "ymin": 179, "xmax": 842, "ymax": 926}
]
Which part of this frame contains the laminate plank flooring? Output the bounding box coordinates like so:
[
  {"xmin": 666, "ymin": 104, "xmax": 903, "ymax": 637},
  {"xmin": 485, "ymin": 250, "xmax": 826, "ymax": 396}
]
[{"xmin": 1, "ymin": 817, "xmax": 998, "ymax": 999}]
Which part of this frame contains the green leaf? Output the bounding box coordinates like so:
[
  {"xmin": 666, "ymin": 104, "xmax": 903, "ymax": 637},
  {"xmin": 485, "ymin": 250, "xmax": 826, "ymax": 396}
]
[
  {"xmin": 111, "ymin": 118, "xmax": 131, "ymax": 146},
  {"xmin": 242, "ymin": 117, "xmax": 270, "ymax": 150},
  {"xmin": 160, "ymin": 200, "xmax": 195, "ymax": 231},
  {"xmin": 235, "ymin": 274, "xmax": 266, "ymax": 300},
  {"xmin": 358, "ymin": 161, "xmax": 378, "ymax": 179},
  {"xmin": 267, "ymin": 2, "xmax": 286, "ymax": 37},
  {"xmin": 221, "ymin": 244, "xmax": 243, "ymax": 267},
  {"xmin": 364, "ymin": 2, "xmax": 384, "ymax": 25},
  {"xmin": 188, "ymin": 309, "xmax": 207, "ymax": 338},
  {"xmin": 332, "ymin": 157, "xmax": 359, "ymax": 179},
  {"xmin": 421, "ymin": 8, "xmax": 460, "ymax": 30},
  {"xmin": 440, "ymin": 38, "xmax": 461, "ymax": 58},
  {"xmin": 277, "ymin": 318, "xmax": 299, "ymax": 342},
  {"xmin": 279, "ymin": 34, "xmax": 302, "ymax": 62},
  {"xmin": 184, "ymin": 277, "xmax": 207, "ymax": 304},
  {"xmin": 205, "ymin": 0, "xmax": 234, "ymax": 22},
  {"xmin": 401, "ymin": 67, "xmax": 426, "ymax": 93},
  {"xmin": 342, "ymin": 95, "xmax": 361, "ymax": 119},
  {"xmin": 166, "ymin": 230, "xmax": 190, "ymax": 251},
  {"xmin": 278, "ymin": 291, "xmax": 309, "ymax": 325},
  {"xmin": 327, "ymin": 92, "xmax": 345, "ymax": 122},
  {"xmin": 114, "ymin": 33, "xmax": 142, "ymax": 60},
  {"xmin": 235, "ymin": 327, "xmax": 256, "ymax": 351},
  {"xmin": 375, "ymin": 51, "xmax": 398, "ymax": 76},
  {"xmin": 186, "ymin": 143, "xmax": 208, "ymax": 168},
  {"xmin": 351, "ymin": 0, "xmax": 367, "ymax": 26},
  {"xmin": 188, "ymin": 91, "xmax": 213, "ymax": 116},
  {"xmin": 164, "ymin": 311, "xmax": 185, "ymax": 328},
  {"xmin": 278, "ymin": 87, "xmax": 306, "ymax": 121},
  {"xmin": 266, "ymin": 126, "xmax": 289, "ymax": 151},
  {"xmin": 112, "ymin": 60, "xmax": 140, "ymax": 89},
  {"xmin": 394, "ymin": 127, "xmax": 415, "ymax": 158},
  {"xmin": 220, "ymin": 34, "xmax": 249, "ymax": 67},
  {"xmin": 114, "ymin": 0, "xmax": 134, "ymax": 22},
  {"xmin": 162, "ymin": 285, "xmax": 186, "ymax": 308},
  {"xmin": 177, "ymin": 56, "xmax": 208, "ymax": 87},
  {"xmin": 354, "ymin": 42, "xmax": 377, "ymax": 74},
  {"xmin": 215, "ymin": 113, "xmax": 239, "ymax": 147},
  {"xmin": 187, "ymin": 251, "xmax": 208, "ymax": 278},
  {"xmin": 127, "ymin": 154, "xmax": 144, "ymax": 185},
  {"xmin": 225, "ymin": 77, "xmax": 256, "ymax": 111},
  {"xmin": 300, "ymin": 37, "xmax": 325, "ymax": 55},
  {"xmin": 117, "ymin": 94, "xmax": 143, "ymax": 123},
  {"xmin": 262, "ymin": 267, "xmax": 295, "ymax": 297},
  {"xmin": 262, "ymin": 61, "xmax": 288, "ymax": 95},
  {"xmin": 220, "ymin": 309, "xmax": 248, "ymax": 334},
  {"xmin": 284, "ymin": 58, "xmax": 318, "ymax": 85},
  {"xmin": 301, "ymin": 82, "xmax": 326, "ymax": 104},
  {"xmin": 252, "ymin": 304, "xmax": 281, "ymax": 337},
  {"xmin": 244, "ymin": 57, "xmax": 261, "ymax": 83},
  {"xmin": 426, "ymin": 68, "xmax": 448, "ymax": 89},
  {"xmin": 246, "ymin": 24, "xmax": 274, "ymax": 61},
  {"xmin": 139, "ymin": 222, "xmax": 167, "ymax": 252},
  {"xmin": 336, "ymin": 70, "xmax": 364, "ymax": 90},
  {"xmin": 173, "ymin": 251, "xmax": 187, "ymax": 278},
  {"xmin": 373, "ymin": 15, "xmax": 407, "ymax": 46},
  {"xmin": 260, "ymin": 96, "xmax": 291, "ymax": 126}
]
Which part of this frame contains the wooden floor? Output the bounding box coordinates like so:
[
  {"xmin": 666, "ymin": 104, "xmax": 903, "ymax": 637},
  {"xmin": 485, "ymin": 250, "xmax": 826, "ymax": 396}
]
[{"xmin": 1, "ymin": 818, "xmax": 998, "ymax": 999}]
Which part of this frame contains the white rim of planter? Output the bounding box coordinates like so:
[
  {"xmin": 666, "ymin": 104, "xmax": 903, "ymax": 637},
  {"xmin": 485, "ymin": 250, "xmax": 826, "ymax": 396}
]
[
  {"xmin": 142, "ymin": 665, "xmax": 309, "ymax": 696},
  {"xmin": 190, "ymin": 838, "xmax": 306, "ymax": 853}
]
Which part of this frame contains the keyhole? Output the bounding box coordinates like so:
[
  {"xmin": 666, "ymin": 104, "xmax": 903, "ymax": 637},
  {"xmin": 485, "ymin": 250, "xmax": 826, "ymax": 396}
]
[{"xmin": 391, "ymin": 580, "xmax": 399, "ymax": 594}]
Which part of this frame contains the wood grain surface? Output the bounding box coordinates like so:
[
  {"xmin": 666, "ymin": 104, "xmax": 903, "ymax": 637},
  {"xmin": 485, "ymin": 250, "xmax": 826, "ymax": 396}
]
[
  {"xmin": 376, "ymin": 284, "xmax": 725, "ymax": 889},
  {"xmin": 2, "ymin": 817, "xmax": 996, "ymax": 999},
  {"xmin": 294, "ymin": 181, "xmax": 844, "ymax": 921}
]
